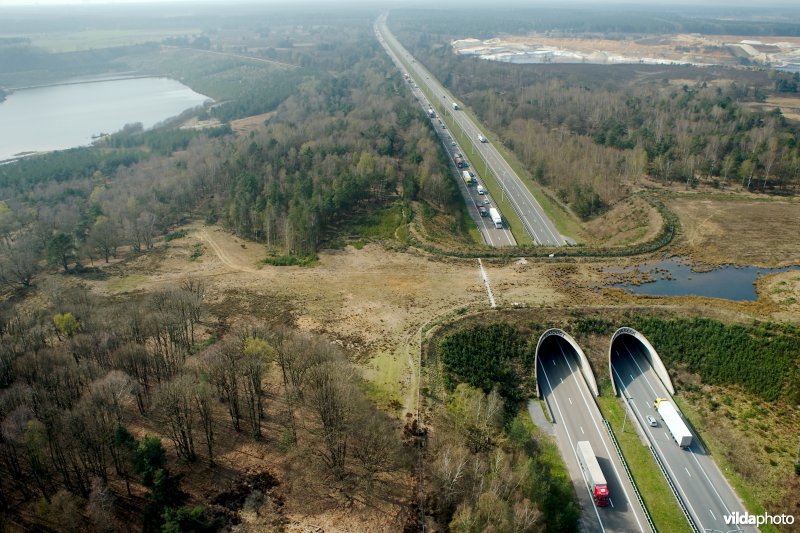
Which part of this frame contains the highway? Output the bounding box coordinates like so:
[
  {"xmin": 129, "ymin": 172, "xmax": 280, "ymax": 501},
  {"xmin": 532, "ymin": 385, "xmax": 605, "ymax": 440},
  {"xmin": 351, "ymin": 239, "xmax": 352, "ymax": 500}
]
[
  {"xmin": 538, "ymin": 336, "xmax": 649, "ymax": 532},
  {"xmin": 375, "ymin": 18, "xmax": 515, "ymax": 247},
  {"xmin": 376, "ymin": 14, "xmax": 566, "ymax": 247},
  {"xmin": 611, "ymin": 337, "xmax": 754, "ymax": 533}
]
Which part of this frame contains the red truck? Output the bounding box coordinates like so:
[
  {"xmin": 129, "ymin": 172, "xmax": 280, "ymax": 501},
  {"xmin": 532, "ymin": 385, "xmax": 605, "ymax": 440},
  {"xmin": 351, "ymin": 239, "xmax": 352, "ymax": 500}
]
[{"xmin": 577, "ymin": 441, "xmax": 610, "ymax": 507}]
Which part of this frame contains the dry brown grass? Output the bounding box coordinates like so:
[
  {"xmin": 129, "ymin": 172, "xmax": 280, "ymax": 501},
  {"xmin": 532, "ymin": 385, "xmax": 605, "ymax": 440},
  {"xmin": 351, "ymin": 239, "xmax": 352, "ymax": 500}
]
[
  {"xmin": 584, "ymin": 196, "xmax": 663, "ymax": 247},
  {"xmin": 668, "ymin": 196, "xmax": 800, "ymax": 267}
]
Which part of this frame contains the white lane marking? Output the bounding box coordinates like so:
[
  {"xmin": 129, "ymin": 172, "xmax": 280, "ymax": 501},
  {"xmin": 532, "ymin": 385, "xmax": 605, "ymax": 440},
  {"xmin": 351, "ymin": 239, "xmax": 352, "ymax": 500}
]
[
  {"xmin": 622, "ymin": 342, "xmax": 659, "ymax": 398},
  {"xmin": 568, "ymin": 397, "xmax": 573, "ymax": 405},
  {"xmin": 580, "ymin": 426, "xmax": 585, "ymax": 434},
  {"xmin": 709, "ymin": 509, "xmax": 716, "ymax": 521},
  {"xmin": 612, "ymin": 360, "xmax": 704, "ymax": 530},
  {"xmin": 623, "ymin": 342, "xmax": 734, "ymax": 518},
  {"xmin": 537, "ymin": 359, "xmax": 606, "ymax": 532},
  {"xmin": 609, "ymin": 498, "xmax": 614, "ymax": 508},
  {"xmin": 689, "ymin": 449, "xmax": 731, "ymax": 515},
  {"xmin": 630, "ymin": 374, "xmax": 634, "ymax": 381},
  {"xmin": 477, "ymin": 259, "xmax": 496, "ymax": 308},
  {"xmin": 685, "ymin": 467, "xmax": 692, "ymax": 477},
  {"xmin": 553, "ymin": 359, "xmax": 556, "ymax": 366},
  {"xmin": 562, "ymin": 348, "xmax": 644, "ymax": 532}
]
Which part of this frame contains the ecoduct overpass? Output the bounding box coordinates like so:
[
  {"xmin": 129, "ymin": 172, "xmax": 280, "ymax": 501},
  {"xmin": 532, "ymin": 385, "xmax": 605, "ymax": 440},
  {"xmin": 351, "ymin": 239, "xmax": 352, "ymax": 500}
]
[{"xmin": 608, "ymin": 327, "xmax": 674, "ymax": 396}]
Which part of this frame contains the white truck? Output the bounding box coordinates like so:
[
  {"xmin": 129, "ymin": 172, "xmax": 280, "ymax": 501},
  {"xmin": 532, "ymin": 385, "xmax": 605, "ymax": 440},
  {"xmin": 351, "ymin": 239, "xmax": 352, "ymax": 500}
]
[
  {"xmin": 489, "ymin": 207, "xmax": 502, "ymax": 229},
  {"xmin": 576, "ymin": 441, "xmax": 610, "ymax": 507},
  {"xmin": 654, "ymin": 398, "xmax": 692, "ymax": 448},
  {"xmin": 452, "ymin": 102, "xmax": 459, "ymax": 110},
  {"xmin": 477, "ymin": 185, "xmax": 486, "ymax": 195},
  {"xmin": 462, "ymin": 171, "xmax": 474, "ymax": 185}
]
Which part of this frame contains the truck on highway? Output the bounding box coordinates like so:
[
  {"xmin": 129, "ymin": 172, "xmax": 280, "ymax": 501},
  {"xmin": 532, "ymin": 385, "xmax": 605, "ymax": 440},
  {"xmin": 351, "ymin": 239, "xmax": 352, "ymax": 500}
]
[
  {"xmin": 454, "ymin": 156, "xmax": 465, "ymax": 168},
  {"xmin": 427, "ymin": 108, "xmax": 436, "ymax": 118},
  {"xmin": 576, "ymin": 441, "xmax": 610, "ymax": 507},
  {"xmin": 452, "ymin": 102, "xmax": 459, "ymax": 110},
  {"xmin": 462, "ymin": 171, "xmax": 474, "ymax": 185},
  {"xmin": 489, "ymin": 207, "xmax": 503, "ymax": 229},
  {"xmin": 654, "ymin": 398, "xmax": 692, "ymax": 448}
]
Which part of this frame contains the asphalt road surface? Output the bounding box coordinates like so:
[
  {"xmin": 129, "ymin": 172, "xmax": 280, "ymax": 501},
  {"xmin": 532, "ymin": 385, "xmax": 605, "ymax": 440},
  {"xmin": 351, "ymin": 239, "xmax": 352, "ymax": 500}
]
[
  {"xmin": 611, "ymin": 337, "xmax": 754, "ymax": 533},
  {"xmin": 375, "ymin": 19, "xmax": 515, "ymax": 247},
  {"xmin": 538, "ymin": 336, "xmax": 649, "ymax": 532},
  {"xmin": 376, "ymin": 15, "xmax": 566, "ymax": 246}
]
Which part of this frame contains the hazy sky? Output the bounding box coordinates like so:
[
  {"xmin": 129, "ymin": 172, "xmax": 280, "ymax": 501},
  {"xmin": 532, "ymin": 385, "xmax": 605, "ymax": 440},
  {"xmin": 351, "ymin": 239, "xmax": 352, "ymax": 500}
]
[{"xmin": 2, "ymin": 0, "xmax": 798, "ymax": 6}]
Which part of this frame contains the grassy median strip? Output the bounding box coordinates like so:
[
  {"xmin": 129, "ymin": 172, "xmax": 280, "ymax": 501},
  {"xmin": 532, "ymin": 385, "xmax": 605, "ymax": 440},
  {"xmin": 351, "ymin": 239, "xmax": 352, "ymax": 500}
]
[{"xmin": 596, "ymin": 395, "xmax": 693, "ymax": 533}]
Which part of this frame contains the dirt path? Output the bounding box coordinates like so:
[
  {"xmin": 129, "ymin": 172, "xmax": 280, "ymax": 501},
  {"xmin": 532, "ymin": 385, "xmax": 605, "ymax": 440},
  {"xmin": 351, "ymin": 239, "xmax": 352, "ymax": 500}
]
[{"xmin": 199, "ymin": 226, "xmax": 261, "ymax": 273}]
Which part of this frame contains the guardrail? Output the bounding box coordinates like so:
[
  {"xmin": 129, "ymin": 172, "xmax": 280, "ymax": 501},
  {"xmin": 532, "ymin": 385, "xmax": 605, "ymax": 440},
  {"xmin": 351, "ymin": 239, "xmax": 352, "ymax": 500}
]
[
  {"xmin": 648, "ymin": 442, "xmax": 700, "ymax": 533},
  {"xmin": 602, "ymin": 418, "xmax": 657, "ymax": 533}
]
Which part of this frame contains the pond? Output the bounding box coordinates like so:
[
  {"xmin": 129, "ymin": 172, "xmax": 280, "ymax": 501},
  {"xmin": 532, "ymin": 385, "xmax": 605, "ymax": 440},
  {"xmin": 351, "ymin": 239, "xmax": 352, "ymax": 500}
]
[
  {"xmin": 608, "ymin": 258, "xmax": 800, "ymax": 301},
  {"xmin": 0, "ymin": 76, "xmax": 210, "ymax": 161}
]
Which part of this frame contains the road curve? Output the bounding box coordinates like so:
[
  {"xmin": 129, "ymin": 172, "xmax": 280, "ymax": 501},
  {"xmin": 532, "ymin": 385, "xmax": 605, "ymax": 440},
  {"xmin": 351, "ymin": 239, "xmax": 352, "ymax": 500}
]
[{"xmin": 376, "ymin": 13, "xmax": 566, "ymax": 246}]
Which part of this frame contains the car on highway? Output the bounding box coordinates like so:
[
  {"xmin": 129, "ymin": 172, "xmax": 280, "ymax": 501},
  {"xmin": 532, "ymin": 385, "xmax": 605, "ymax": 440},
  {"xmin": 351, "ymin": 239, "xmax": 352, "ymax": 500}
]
[
  {"xmin": 483, "ymin": 199, "xmax": 490, "ymax": 205},
  {"xmin": 478, "ymin": 206, "xmax": 488, "ymax": 217},
  {"xmin": 451, "ymin": 141, "xmax": 456, "ymax": 146},
  {"xmin": 646, "ymin": 415, "xmax": 658, "ymax": 427}
]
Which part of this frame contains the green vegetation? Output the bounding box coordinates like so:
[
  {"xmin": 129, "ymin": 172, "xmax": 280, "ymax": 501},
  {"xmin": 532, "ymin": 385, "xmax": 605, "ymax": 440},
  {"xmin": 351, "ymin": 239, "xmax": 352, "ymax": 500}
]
[
  {"xmin": 438, "ymin": 323, "xmax": 535, "ymax": 402},
  {"xmin": 262, "ymin": 254, "xmax": 318, "ymax": 267},
  {"xmin": 164, "ymin": 229, "xmax": 188, "ymax": 242},
  {"xmin": 189, "ymin": 243, "xmax": 205, "ymax": 261},
  {"xmin": 630, "ymin": 316, "xmax": 800, "ymax": 402},
  {"xmin": 596, "ymin": 395, "xmax": 692, "ymax": 533}
]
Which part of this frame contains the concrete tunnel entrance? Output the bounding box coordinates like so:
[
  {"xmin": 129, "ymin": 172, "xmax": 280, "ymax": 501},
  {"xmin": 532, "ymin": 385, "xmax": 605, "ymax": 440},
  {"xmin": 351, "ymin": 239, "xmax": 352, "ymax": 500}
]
[
  {"xmin": 534, "ymin": 328, "xmax": 599, "ymax": 398},
  {"xmin": 608, "ymin": 327, "xmax": 675, "ymax": 396}
]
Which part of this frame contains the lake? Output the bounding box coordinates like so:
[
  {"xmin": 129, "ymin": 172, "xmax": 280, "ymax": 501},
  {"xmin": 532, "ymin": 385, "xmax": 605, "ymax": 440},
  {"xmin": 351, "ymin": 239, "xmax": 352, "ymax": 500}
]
[
  {"xmin": 608, "ymin": 258, "xmax": 800, "ymax": 301},
  {"xmin": 0, "ymin": 76, "xmax": 210, "ymax": 161}
]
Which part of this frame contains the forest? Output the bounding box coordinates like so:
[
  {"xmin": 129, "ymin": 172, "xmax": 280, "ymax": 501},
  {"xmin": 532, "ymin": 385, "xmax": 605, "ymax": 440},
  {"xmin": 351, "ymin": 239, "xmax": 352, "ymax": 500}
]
[
  {"xmin": 0, "ymin": 277, "xmax": 412, "ymax": 530},
  {"xmin": 0, "ymin": 16, "xmax": 472, "ymax": 290},
  {"xmin": 0, "ymin": 10, "xmax": 483, "ymax": 530},
  {"xmin": 389, "ymin": 7, "xmax": 800, "ymax": 41},
  {"xmin": 391, "ymin": 12, "xmax": 800, "ymax": 219}
]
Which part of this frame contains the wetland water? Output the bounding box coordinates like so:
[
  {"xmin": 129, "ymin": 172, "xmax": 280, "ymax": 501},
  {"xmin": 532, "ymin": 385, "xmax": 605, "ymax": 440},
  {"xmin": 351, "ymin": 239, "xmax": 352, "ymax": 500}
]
[
  {"xmin": 609, "ymin": 258, "xmax": 800, "ymax": 301},
  {"xmin": 0, "ymin": 76, "xmax": 210, "ymax": 161}
]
